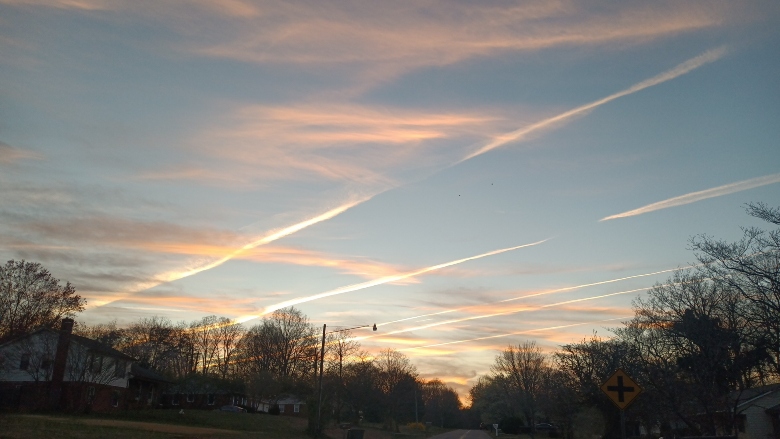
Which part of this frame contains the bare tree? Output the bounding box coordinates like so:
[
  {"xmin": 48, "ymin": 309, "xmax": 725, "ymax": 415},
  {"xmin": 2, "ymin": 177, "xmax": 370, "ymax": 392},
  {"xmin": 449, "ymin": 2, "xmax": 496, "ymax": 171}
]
[
  {"xmin": 491, "ymin": 341, "xmax": 548, "ymax": 432},
  {"xmin": 617, "ymin": 269, "xmax": 769, "ymax": 435},
  {"xmin": 0, "ymin": 260, "xmax": 85, "ymax": 343},
  {"xmin": 691, "ymin": 202, "xmax": 780, "ymax": 377},
  {"xmin": 324, "ymin": 329, "xmax": 362, "ymax": 423},
  {"xmin": 421, "ymin": 379, "xmax": 462, "ymax": 428},
  {"xmin": 375, "ymin": 348, "xmax": 419, "ymax": 431},
  {"xmin": 234, "ymin": 307, "xmax": 317, "ymax": 389},
  {"xmin": 191, "ymin": 315, "xmax": 220, "ymax": 375},
  {"xmin": 215, "ymin": 317, "xmax": 244, "ymax": 379}
]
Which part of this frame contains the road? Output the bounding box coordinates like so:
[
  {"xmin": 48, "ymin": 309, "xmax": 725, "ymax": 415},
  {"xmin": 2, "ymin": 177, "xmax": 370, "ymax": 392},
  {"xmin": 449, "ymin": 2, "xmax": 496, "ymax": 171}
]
[{"xmin": 428, "ymin": 430, "xmax": 493, "ymax": 439}]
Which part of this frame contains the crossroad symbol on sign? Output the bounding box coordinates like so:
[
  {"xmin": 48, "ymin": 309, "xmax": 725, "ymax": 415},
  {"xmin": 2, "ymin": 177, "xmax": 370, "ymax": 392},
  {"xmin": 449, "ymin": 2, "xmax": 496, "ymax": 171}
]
[{"xmin": 600, "ymin": 368, "xmax": 642, "ymax": 410}]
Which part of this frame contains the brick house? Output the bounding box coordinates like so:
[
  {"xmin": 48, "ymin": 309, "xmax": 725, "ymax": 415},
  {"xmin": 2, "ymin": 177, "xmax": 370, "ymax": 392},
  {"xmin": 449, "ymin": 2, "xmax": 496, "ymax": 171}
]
[
  {"xmin": 259, "ymin": 395, "xmax": 307, "ymax": 416},
  {"xmin": 160, "ymin": 374, "xmax": 251, "ymax": 410}
]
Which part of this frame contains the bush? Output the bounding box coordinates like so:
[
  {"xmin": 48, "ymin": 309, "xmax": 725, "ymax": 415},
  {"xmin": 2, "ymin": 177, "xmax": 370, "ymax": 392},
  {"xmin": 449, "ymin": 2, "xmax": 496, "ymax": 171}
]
[
  {"xmin": 407, "ymin": 422, "xmax": 426, "ymax": 432},
  {"xmin": 499, "ymin": 417, "xmax": 524, "ymax": 435}
]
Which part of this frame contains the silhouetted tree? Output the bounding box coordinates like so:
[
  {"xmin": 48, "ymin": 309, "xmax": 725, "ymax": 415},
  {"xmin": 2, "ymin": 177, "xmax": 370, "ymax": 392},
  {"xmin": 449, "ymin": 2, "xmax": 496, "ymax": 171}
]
[
  {"xmin": 0, "ymin": 260, "xmax": 85, "ymax": 343},
  {"xmin": 692, "ymin": 202, "xmax": 780, "ymax": 377}
]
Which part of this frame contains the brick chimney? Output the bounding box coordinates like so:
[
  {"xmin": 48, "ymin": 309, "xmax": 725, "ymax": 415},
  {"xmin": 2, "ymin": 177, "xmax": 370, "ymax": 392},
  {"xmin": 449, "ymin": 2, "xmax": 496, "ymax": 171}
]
[{"xmin": 50, "ymin": 318, "xmax": 74, "ymax": 409}]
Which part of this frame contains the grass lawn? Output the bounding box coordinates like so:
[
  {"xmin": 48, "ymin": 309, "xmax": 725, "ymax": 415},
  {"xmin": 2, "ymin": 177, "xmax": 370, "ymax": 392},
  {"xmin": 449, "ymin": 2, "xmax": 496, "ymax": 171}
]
[
  {"xmin": 0, "ymin": 410, "xmax": 313, "ymax": 439},
  {"xmin": 0, "ymin": 411, "xmax": 455, "ymax": 439}
]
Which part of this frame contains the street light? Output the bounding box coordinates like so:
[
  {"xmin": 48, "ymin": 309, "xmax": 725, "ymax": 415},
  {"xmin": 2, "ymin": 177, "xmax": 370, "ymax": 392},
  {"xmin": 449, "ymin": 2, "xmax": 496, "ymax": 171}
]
[{"xmin": 316, "ymin": 323, "xmax": 377, "ymax": 436}]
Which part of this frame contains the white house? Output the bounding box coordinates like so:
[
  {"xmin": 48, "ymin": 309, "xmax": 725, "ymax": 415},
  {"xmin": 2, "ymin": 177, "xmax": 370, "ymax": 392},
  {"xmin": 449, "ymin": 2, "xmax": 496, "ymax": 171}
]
[
  {"xmin": 736, "ymin": 384, "xmax": 780, "ymax": 439},
  {"xmin": 0, "ymin": 318, "xmax": 135, "ymax": 411}
]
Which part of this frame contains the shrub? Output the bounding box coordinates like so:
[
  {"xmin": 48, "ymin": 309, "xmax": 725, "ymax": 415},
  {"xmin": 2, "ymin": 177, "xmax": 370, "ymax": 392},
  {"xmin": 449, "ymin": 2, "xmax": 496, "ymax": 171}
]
[{"xmin": 407, "ymin": 422, "xmax": 426, "ymax": 432}]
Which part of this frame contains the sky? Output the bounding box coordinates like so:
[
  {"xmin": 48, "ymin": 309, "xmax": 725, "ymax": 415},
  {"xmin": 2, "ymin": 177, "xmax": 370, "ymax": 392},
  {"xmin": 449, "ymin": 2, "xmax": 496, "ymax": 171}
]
[{"xmin": 2, "ymin": 0, "xmax": 780, "ymax": 401}]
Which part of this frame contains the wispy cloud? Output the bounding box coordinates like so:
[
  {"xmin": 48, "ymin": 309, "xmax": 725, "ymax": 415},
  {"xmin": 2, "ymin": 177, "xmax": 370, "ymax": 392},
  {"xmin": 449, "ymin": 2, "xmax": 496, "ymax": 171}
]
[
  {"xmin": 91, "ymin": 196, "xmax": 373, "ymax": 307},
  {"xmin": 235, "ymin": 239, "xmax": 549, "ymax": 323},
  {"xmin": 195, "ymin": 103, "xmax": 498, "ymax": 187},
  {"xmin": 128, "ymin": 242, "xmax": 422, "ymax": 284},
  {"xmin": 0, "ymin": 141, "xmax": 43, "ymax": 164},
  {"xmin": 600, "ymin": 173, "xmax": 780, "ymax": 221},
  {"xmin": 188, "ymin": 1, "xmax": 730, "ymax": 87},
  {"xmin": 461, "ymin": 47, "xmax": 727, "ymax": 162}
]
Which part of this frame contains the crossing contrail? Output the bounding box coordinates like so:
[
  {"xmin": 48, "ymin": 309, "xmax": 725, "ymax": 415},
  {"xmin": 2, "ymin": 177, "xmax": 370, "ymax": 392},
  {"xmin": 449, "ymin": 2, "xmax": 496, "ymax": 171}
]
[
  {"xmin": 354, "ymin": 287, "xmax": 647, "ymax": 342},
  {"xmin": 461, "ymin": 47, "xmax": 727, "ymax": 162},
  {"xmin": 600, "ymin": 173, "xmax": 780, "ymax": 221},
  {"xmin": 376, "ymin": 267, "xmax": 677, "ymax": 327},
  {"xmin": 399, "ymin": 316, "xmax": 630, "ymax": 352},
  {"xmin": 234, "ymin": 239, "xmax": 549, "ymax": 323}
]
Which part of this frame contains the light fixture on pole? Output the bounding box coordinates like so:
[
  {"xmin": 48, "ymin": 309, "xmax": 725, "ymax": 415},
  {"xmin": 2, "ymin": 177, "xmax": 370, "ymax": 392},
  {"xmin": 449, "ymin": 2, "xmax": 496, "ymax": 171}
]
[{"xmin": 316, "ymin": 323, "xmax": 377, "ymax": 436}]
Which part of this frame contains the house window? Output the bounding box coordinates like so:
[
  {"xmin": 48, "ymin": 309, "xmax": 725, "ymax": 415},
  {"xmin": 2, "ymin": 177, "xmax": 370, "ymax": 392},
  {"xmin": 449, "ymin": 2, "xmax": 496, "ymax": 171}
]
[
  {"xmin": 113, "ymin": 359, "xmax": 125, "ymax": 378},
  {"xmin": 207, "ymin": 394, "xmax": 215, "ymax": 405},
  {"xmin": 279, "ymin": 404, "xmax": 285, "ymax": 413},
  {"xmin": 19, "ymin": 353, "xmax": 30, "ymax": 370},
  {"xmin": 89, "ymin": 355, "xmax": 103, "ymax": 373},
  {"xmin": 111, "ymin": 390, "xmax": 120, "ymax": 407},
  {"xmin": 135, "ymin": 383, "xmax": 142, "ymax": 401},
  {"xmin": 187, "ymin": 393, "xmax": 194, "ymax": 403},
  {"xmin": 172, "ymin": 393, "xmax": 180, "ymax": 405},
  {"xmin": 294, "ymin": 404, "xmax": 300, "ymax": 413},
  {"xmin": 147, "ymin": 388, "xmax": 154, "ymax": 405}
]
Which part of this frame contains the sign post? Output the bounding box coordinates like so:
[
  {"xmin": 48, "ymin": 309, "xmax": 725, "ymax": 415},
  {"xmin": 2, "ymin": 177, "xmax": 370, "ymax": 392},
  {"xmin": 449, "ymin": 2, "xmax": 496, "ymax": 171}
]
[
  {"xmin": 600, "ymin": 369, "xmax": 642, "ymax": 439},
  {"xmin": 493, "ymin": 423, "xmax": 499, "ymax": 436}
]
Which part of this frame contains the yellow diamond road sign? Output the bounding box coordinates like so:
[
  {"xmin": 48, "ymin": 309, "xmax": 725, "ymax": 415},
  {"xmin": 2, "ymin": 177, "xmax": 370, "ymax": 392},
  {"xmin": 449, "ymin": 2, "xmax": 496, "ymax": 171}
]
[{"xmin": 600, "ymin": 369, "xmax": 642, "ymax": 410}]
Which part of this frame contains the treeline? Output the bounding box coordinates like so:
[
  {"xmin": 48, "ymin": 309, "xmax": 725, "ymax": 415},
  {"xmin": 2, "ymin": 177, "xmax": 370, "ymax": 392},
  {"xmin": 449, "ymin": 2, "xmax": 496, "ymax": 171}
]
[
  {"xmin": 468, "ymin": 203, "xmax": 780, "ymax": 438},
  {"xmin": 72, "ymin": 308, "xmax": 463, "ymax": 430}
]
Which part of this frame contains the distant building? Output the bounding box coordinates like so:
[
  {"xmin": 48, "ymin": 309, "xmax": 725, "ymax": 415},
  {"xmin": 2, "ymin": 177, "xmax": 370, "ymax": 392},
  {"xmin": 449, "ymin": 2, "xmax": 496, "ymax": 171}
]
[{"xmin": 259, "ymin": 395, "xmax": 307, "ymax": 417}]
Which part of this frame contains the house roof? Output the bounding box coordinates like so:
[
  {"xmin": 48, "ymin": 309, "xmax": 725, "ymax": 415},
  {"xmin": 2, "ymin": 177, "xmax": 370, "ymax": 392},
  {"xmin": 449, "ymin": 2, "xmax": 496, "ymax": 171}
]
[
  {"xmin": 130, "ymin": 363, "xmax": 172, "ymax": 383},
  {"xmin": 0, "ymin": 327, "xmax": 135, "ymax": 362},
  {"xmin": 736, "ymin": 383, "xmax": 780, "ymax": 408},
  {"xmin": 261, "ymin": 395, "xmax": 306, "ymax": 405},
  {"xmin": 69, "ymin": 332, "xmax": 135, "ymax": 361}
]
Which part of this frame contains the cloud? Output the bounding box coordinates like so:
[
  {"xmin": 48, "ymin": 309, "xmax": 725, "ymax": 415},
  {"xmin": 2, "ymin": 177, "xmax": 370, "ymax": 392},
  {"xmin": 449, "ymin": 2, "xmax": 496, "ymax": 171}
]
[
  {"xmin": 188, "ymin": 1, "xmax": 730, "ymax": 85},
  {"xmin": 600, "ymin": 173, "xmax": 780, "ymax": 221},
  {"xmin": 3, "ymin": 1, "xmax": 739, "ymax": 91},
  {"xmin": 196, "ymin": 103, "xmax": 499, "ymax": 187},
  {"xmin": 236, "ymin": 239, "xmax": 549, "ymax": 322},
  {"xmin": 461, "ymin": 46, "xmax": 727, "ymax": 161},
  {"xmin": 0, "ymin": 141, "xmax": 43, "ymax": 164}
]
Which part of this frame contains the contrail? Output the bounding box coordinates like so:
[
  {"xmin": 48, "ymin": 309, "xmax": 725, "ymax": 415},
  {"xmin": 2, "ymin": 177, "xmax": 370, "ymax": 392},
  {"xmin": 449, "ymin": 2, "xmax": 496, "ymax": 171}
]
[
  {"xmin": 461, "ymin": 47, "xmax": 727, "ymax": 162},
  {"xmin": 376, "ymin": 267, "xmax": 677, "ymax": 327},
  {"xmin": 354, "ymin": 287, "xmax": 647, "ymax": 341},
  {"xmin": 399, "ymin": 317, "xmax": 630, "ymax": 352},
  {"xmin": 96, "ymin": 50, "xmax": 724, "ymax": 310},
  {"xmin": 163, "ymin": 198, "xmax": 368, "ymax": 280},
  {"xmin": 234, "ymin": 239, "xmax": 549, "ymax": 323},
  {"xmin": 89, "ymin": 197, "xmax": 372, "ymax": 308},
  {"xmin": 600, "ymin": 173, "xmax": 780, "ymax": 221}
]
